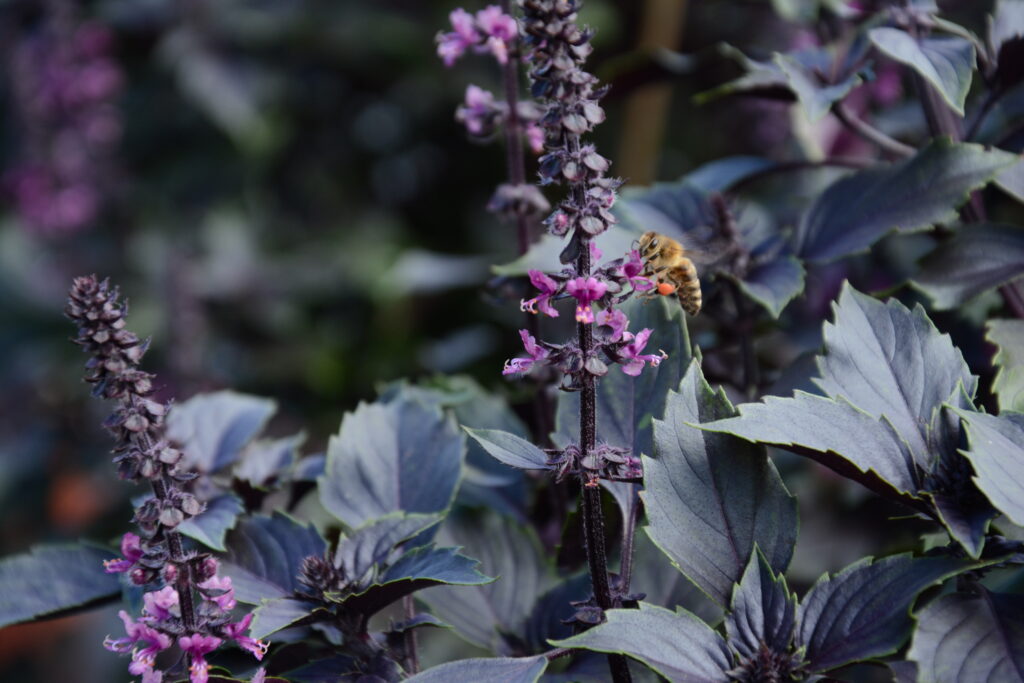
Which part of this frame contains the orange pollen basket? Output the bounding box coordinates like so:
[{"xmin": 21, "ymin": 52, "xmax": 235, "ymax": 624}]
[{"xmin": 656, "ymin": 282, "xmax": 677, "ymax": 296}]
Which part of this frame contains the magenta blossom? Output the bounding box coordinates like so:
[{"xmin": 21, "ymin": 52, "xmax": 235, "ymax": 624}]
[
  {"xmin": 458, "ymin": 85, "xmax": 498, "ymax": 135},
  {"xmin": 222, "ymin": 613, "xmax": 270, "ymax": 660},
  {"xmin": 103, "ymin": 532, "xmax": 143, "ymax": 573},
  {"xmin": 476, "ymin": 6, "xmax": 517, "ymax": 64},
  {"xmin": 436, "ymin": 8, "xmax": 480, "ymax": 66},
  {"xmin": 198, "ymin": 574, "xmax": 237, "ymax": 611},
  {"xmin": 180, "ymin": 633, "xmax": 223, "ymax": 683},
  {"xmin": 619, "ymin": 328, "xmax": 667, "ymax": 376},
  {"xmin": 503, "ymin": 329, "xmax": 550, "ymax": 375},
  {"xmin": 589, "ymin": 241, "xmax": 603, "ymax": 263},
  {"xmin": 618, "ymin": 250, "xmax": 655, "ymax": 292},
  {"xmin": 142, "ymin": 585, "xmax": 179, "ymax": 621},
  {"xmin": 595, "ymin": 308, "xmax": 628, "ymax": 342},
  {"xmin": 521, "ymin": 269, "xmax": 560, "ymax": 317},
  {"xmin": 566, "ymin": 276, "xmax": 608, "ymax": 323},
  {"xmin": 103, "ymin": 610, "xmax": 172, "ymax": 679},
  {"xmin": 525, "ymin": 122, "xmax": 544, "ymax": 154}
]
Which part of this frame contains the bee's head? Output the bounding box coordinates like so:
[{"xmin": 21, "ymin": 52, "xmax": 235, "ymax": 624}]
[{"xmin": 638, "ymin": 231, "xmax": 658, "ymax": 252}]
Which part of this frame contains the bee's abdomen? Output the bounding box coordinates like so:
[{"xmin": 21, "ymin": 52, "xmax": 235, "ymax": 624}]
[{"xmin": 672, "ymin": 261, "xmax": 701, "ymax": 316}]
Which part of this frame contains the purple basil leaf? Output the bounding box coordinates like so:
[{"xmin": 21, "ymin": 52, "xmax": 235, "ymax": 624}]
[
  {"xmin": 167, "ymin": 390, "xmax": 276, "ymax": 473},
  {"xmin": 796, "ymin": 140, "xmax": 1017, "ymax": 262},
  {"xmin": 684, "ymin": 156, "xmax": 777, "ymax": 193},
  {"xmin": 913, "ymin": 223, "xmax": 1024, "ymax": 310},
  {"xmin": 420, "ymin": 512, "xmax": 555, "ymax": 654},
  {"xmin": 774, "ymin": 52, "xmax": 861, "ymax": 122},
  {"xmin": 630, "ymin": 531, "xmax": 721, "ymax": 624},
  {"xmin": 249, "ymin": 596, "xmax": 322, "ymax": 640},
  {"xmin": 643, "ymin": 360, "xmax": 797, "ymax": 606},
  {"xmin": 888, "ymin": 660, "xmax": 919, "ymax": 683},
  {"xmin": 869, "ymin": 28, "xmax": 974, "ymax": 114},
  {"xmin": 796, "ymin": 554, "xmax": 975, "ymax": 673},
  {"xmin": 0, "ymin": 544, "xmax": 120, "ymax": 628},
  {"xmin": 405, "ymin": 656, "xmax": 547, "ymax": 683},
  {"xmin": 333, "ymin": 545, "xmax": 491, "ymax": 619},
  {"xmin": 989, "ymin": 0, "xmax": 1024, "ymax": 89},
  {"xmin": 987, "ymin": 319, "xmax": 1024, "ymax": 412},
  {"xmin": 551, "ymin": 602, "xmax": 731, "ymax": 682},
  {"xmin": 233, "ymin": 432, "xmax": 304, "ymax": 488},
  {"xmin": 221, "ymin": 512, "xmax": 327, "ymax": 604},
  {"xmin": 318, "ymin": 398, "xmax": 464, "ymax": 528},
  {"xmin": 725, "ymin": 548, "xmax": 797, "ymax": 661},
  {"xmin": 521, "ymin": 573, "xmax": 590, "ymax": 654},
  {"xmin": 334, "ymin": 513, "xmax": 442, "ymax": 584},
  {"xmin": 177, "ymin": 493, "xmax": 244, "ymax": 552},
  {"xmin": 729, "ymin": 255, "xmax": 805, "ymax": 319},
  {"xmin": 909, "ymin": 588, "xmax": 1024, "ymax": 682},
  {"xmin": 464, "ymin": 427, "xmax": 550, "ymax": 471},
  {"xmin": 950, "ymin": 409, "xmax": 1024, "ymax": 527}
]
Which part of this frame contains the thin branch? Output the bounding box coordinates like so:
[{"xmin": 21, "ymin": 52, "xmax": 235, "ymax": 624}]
[
  {"xmin": 402, "ymin": 595, "xmax": 419, "ymax": 674},
  {"xmin": 833, "ymin": 101, "xmax": 915, "ymax": 158}
]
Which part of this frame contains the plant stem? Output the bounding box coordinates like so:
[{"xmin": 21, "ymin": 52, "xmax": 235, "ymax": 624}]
[
  {"xmin": 574, "ymin": 145, "xmax": 632, "ymax": 683},
  {"xmin": 500, "ymin": 0, "xmax": 532, "ymax": 257},
  {"xmin": 833, "ymin": 101, "xmax": 915, "ymax": 158},
  {"xmin": 150, "ymin": 473, "xmax": 197, "ymax": 633},
  {"xmin": 402, "ymin": 595, "xmax": 419, "ymax": 673},
  {"xmin": 727, "ymin": 281, "xmax": 759, "ymax": 398}
]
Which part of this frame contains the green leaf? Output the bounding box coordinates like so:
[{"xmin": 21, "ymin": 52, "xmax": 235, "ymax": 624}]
[
  {"xmin": 551, "ymin": 602, "xmax": 731, "ymax": 682},
  {"xmin": 0, "ymin": 545, "xmax": 120, "ymax": 628},
  {"xmin": 796, "ymin": 139, "xmax": 1017, "ymax": 262},
  {"xmin": 167, "ymin": 390, "xmax": 276, "ymax": 473},
  {"xmin": 988, "ymin": 319, "xmax": 1024, "ymax": 412},
  {"xmin": 725, "ymin": 549, "xmax": 796, "ymax": 661},
  {"xmin": 177, "ymin": 494, "xmax": 244, "ymax": 552},
  {"xmin": 464, "ymin": 428, "xmax": 550, "ymax": 471},
  {"xmin": 250, "ymin": 597, "xmax": 322, "ymax": 640},
  {"xmin": 319, "ymin": 398, "xmax": 464, "ymax": 528},
  {"xmin": 913, "ymin": 224, "xmax": 1024, "ymax": 309},
  {"xmin": 731, "ymin": 255, "xmax": 805, "ymax": 318},
  {"xmin": 909, "ymin": 589, "xmax": 1024, "ymax": 682},
  {"xmin": 869, "ymin": 28, "xmax": 974, "ymax": 114},
  {"xmin": 406, "ymin": 656, "xmax": 548, "ymax": 683},
  {"xmin": 221, "ymin": 513, "xmax": 327, "ymax": 604},
  {"xmin": 643, "ymin": 361, "xmax": 797, "ymax": 606},
  {"xmin": 796, "ymin": 554, "xmax": 976, "ymax": 673},
  {"xmin": 420, "ymin": 511, "xmax": 557, "ymax": 654},
  {"xmin": 951, "ymin": 409, "xmax": 1024, "ymax": 527}
]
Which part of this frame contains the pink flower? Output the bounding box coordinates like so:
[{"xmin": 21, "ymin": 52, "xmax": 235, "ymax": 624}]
[
  {"xmin": 142, "ymin": 585, "xmax": 179, "ymax": 621},
  {"xmin": 618, "ymin": 250, "xmax": 655, "ymax": 292},
  {"xmin": 436, "ymin": 8, "xmax": 481, "ymax": 67},
  {"xmin": 198, "ymin": 574, "xmax": 237, "ymax": 611},
  {"xmin": 566, "ymin": 276, "xmax": 608, "ymax": 323},
  {"xmin": 458, "ymin": 85, "xmax": 497, "ymax": 135},
  {"xmin": 476, "ymin": 6, "xmax": 517, "ymax": 41},
  {"xmin": 103, "ymin": 532, "xmax": 143, "ymax": 573},
  {"xmin": 589, "ymin": 241, "xmax": 603, "ymax": 263},
  {"xmin": 521, "ymin": 269, "xmax": 560, "ymax": 317},
  {"xmin": 103, "ymin": 610, "xmax": 172, "ymax": 679},
  {"xmin": 487, "ymin": 35, "xmax": 509, "ymax": 64},
  {"xmin": 525, "ymin": 122, "xmax": 544, "ymax": 154},
  {"xmin": 595, "ymin": 308, "xmax": 628, "ymax": 342},
  {"xmin": 503, "ymin": 329, "xmax": 550, "ymax": 375},
  {"xmin": 180, "ymin": 633, "xmax": 223, "ymax": 683},
  {"xmin": 619, "ymin": 328, "xmax": 667, "ymax": 376},
  {"xmin": 222, "ymin": 613, "xmax": 269, "ymax": 660}
]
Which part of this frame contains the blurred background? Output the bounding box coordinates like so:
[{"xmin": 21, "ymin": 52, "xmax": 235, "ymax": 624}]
[{"xmin": 0, "ymin": 0, "xmax": 1004, "ymax": 681}]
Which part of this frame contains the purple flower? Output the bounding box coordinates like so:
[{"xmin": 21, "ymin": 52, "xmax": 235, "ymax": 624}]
[
  {"xmin": 566, "ymin": 276, "xmax": 608, "ymax": 323},
  {"xmin": 525, "ymin": 122, "xmax": 544, "ymax": 154},
  {"xmin": 457, "ymin": 85, "xmax": 498, "ymax": 135},
  {"xmin": 198, "ymin": 575, "xmax": 237, "ymax": 611},
  {"xmin": 521, "ymin": 269, "xmax": 560, "ymax": 317},
  {"xmin": 103, "ymin": 610, "xmax": 172, "ymax": 679},
  {"xmin": 103, "ymin": 532, "xmax": 143, "ymax": 573},
  {"xmin": 142, "ymin": 585, "xmax": 179, "ymax": 621},
  {"xmin": 619, "ymin": 328, "xmax": 667, "ymax": 376},
  {"xmin": 503, "ymin": 329, "xmax": 549, "ymax": 375},
  {"xmin": 595, "ymin": 308, "xmax": 627, "ymax": 342},
  {"xmin": 180, "ymin": 633, "xmax": 223, "ymax": 683},
  {"xmin": 251, "ymin": 669, "xmax": 267, "ymax": 683},
  {"xmin": 476, "ymin": 6, "xmax": 517, "ymax": 64},
  {"xmin": 222, "ymin": 613, "xmax": 269, "ymax": 660},
  {"xmin": 436, "ymin": 8, "xmax": 480, "ymax": 67},
  {"xmin": 589, "ymin": 241, "xmax": 603, "ymax": 263},
  {"xmin": 618, "ymin": 250, "xmax": 655, "ymax": 292}
]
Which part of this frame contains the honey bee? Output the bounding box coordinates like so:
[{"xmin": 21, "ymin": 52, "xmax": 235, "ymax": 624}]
[{"xmin": 637, "ymin": 231, "xmax": 702, "ymax": 316}]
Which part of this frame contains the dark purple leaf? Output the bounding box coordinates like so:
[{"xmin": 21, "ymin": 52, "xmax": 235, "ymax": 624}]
[
  {"xmin": 725, "ymin": 549, "xmax": 796, "ymax": 661},
  {"xmin": 167, "ymin": 391, "xmax": 276, "ymax": 473},
  {"xmin": 222, "ymin": 513, "xmax": 327, "ymax": 604},
  {"xmin": 406, "ymin": 656, "xmax": 547, "ymax": 683},
  {"xmin": 914, "ymin": 224, "xmax": 1024, "ymax": 310}
]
